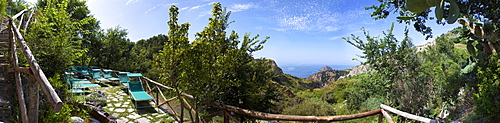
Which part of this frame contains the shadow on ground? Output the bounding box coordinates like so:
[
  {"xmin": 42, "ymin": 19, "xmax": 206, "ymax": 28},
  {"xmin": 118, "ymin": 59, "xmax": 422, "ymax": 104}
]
[{"xmin": 134, "ymin": 101, "xmax": 158, "ymax": 115}]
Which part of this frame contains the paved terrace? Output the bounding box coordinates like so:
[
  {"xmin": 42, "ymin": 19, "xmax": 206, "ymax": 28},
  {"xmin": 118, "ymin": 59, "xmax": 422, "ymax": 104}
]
[{"xmin": 83, "ymin": 85, "xmax": 177, "ymax": 123}]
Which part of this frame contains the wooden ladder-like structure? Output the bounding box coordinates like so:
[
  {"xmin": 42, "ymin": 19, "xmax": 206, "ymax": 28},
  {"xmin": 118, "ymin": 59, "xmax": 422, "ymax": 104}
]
[{"xmin": 0, "ymin": 8, "xmax": 63, "ymax": 123}]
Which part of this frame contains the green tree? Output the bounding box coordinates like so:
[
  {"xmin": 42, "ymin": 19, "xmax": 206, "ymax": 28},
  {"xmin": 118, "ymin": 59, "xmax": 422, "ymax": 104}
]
[
  {"xmin": 90, "ymin": 26, "xmax": 133, "ymax": 70},
  {"xmin": 154, "ymin": 5, "xmax": 191, "ymax": 122},
  {"xmin": 7, "ymin": 0, "xmax": 28, "ymax": 16},
  {"xmin": 36, "ymin": 0, "xmax": 101, "ymax": 66},
  {"xmin": 189, "ymin": 3, "xmax": 276, "ymax": 122},
  {"xmin": 155, "ymin": 3, "xmax": 278, "ymax": 122},
  {"xmin": 344, "ymin": 23, "xmax": 432, "ymax": 118},
  {"xmin": 26, "ymin": 0, "xmax": 78, "ymax": 77},
  {"xmin": 129, "ymin": 34, "xmax": 168, "ymax": 73}
]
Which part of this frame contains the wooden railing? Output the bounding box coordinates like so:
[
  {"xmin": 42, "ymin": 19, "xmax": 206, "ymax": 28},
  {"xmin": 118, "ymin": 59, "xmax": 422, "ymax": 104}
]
[
  {"xmin": 6, "ymin": 8, "xmax": 63, "ymax": 123},
  {"xmin": 141, "ymin": 77, "xmax": 440, "ymax": 122}
]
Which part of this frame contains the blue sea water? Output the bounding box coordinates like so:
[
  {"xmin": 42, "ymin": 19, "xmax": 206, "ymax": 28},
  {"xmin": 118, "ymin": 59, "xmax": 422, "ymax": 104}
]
[{"xmin": 280, "ymin": 64, "xmax": 356, "ymax": 78}]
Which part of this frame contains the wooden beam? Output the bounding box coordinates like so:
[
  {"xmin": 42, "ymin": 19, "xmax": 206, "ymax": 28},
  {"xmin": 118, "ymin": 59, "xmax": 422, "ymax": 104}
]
[
  {"xmin": 158, "ymin": 96, "xmax": 177, "ymax": 107},
  {"xmin": 17, "ymin": 13, "xmax": 24, "ymax": 30},
  {"xmin": 223, "ymin": 110, "xmax": 238, "ymax": 122},
  {"xmin": 181, "ymin": 97, "xmax": 196, "ymax": 122},
  {"xmin": 206, "ymin": 110, "xmax": 223, "ymax": 118},
  {"xmin": 15, "ymin": 67, "xmax": 30, "ymax": 73},
  {"xmin": 147, "ymin": 86, "xmax": 157, "ymax": 95},
  {"xmin": 10, "ymin": 20, "xmax": 63, "ymax": 112},
  {"xmin": 165, "ymin": 101, "xmax": 180, "ymax": 122},
  {"xmin": 380, "ymin": 104, "xmax": 436, "ymax": 123},
  {"xmin": 7, "ymin": 67, "xmax": 30, "ymax": 73},
  {"xmin": 11, "ymin": 9, "xmax": 27, "ymax": 19},
  {"xmin": 144, "ymin": 79, "xmax": 152, "ymax": 94},
  {"xmin": 23, "ymin": 8, "xmax": 35, "ymax": 31},
  {"xmin": 142, "ymin": 77, "xmax": 174, "ymax": 90},
  {"xmin": 157, "ymin": 87, "xmax": 168, "ymax": 102},
  {"xmin": 381, "ymin": 109, "xmax": 394, "ymax": 123},
  {"xmin": 223, "ymin": 110, "xmax": 229, "ymax": 123}
]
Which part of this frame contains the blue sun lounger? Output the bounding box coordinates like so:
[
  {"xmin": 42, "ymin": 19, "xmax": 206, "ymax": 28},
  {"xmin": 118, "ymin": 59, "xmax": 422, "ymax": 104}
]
[
  {"xmin": 92, "ymin": 69, "xmax": 109, "ymax": 82},
  {"xmin": 71, "ymin": 83, "xmax": 101, "ymax": 89},
  {"xmin": 71, "ymin": 80, "xmax": 92, "ymax": 84},
  {"xmin": 127, "ymin": 73, "xmax": 154, "ymax": 108},
  {"xmin": 103, "ymin": 69, "xmax": 120, "ymax": 81},
  {"xmin": 118, "ymin": 72, "xmax": 130, "ymax": 87},
  {"xmin": 66, "ymin": 70, "xmax": 101, "ymax": 93}
]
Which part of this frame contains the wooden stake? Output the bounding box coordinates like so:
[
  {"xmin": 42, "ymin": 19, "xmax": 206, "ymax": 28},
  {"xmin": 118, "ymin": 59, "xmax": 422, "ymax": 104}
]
[
  {"xmin": 381, "ymin": 109, "xmax": 394, "ymax": 123},
  {"xmin": 28, "ymin": 73, "xmax": 39, "ymax": 123}
]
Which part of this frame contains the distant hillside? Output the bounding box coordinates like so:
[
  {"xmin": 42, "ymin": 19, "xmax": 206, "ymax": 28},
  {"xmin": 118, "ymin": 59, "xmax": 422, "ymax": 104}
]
[
  {"xmin": 266, "ymin": 60, "xmax": 307, "ymax": 91},
  {"xmin": 299, "ymin": 70, "xmax": 349, "ymax": 88},
  {"xmin": 267, "ymin": 61, "xmax": 364, "ymax": 89}
]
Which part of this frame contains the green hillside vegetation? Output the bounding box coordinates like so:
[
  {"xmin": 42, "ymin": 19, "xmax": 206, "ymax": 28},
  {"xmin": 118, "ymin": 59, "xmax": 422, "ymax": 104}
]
[
  {"xmin": 286, "ymin": 26, "xmax": 485, "ymax": 122},
  {"xmin": 2, "ymin": 0, "xmax": 500, "ymax": 122}
]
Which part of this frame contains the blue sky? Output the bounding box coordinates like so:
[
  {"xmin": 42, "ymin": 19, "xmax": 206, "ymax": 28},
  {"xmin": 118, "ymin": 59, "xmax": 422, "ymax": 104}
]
[{"xmin": 29, "ymin": 0, "xmax": 461, "ymax": 66}]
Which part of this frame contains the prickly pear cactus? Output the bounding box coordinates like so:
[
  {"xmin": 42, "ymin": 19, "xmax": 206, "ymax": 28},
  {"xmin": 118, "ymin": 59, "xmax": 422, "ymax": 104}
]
[
  {"xmin": 406, "ymin": 0, "xmax": 440, "ymax": 13},
  {"xmin": 434, "ymin": 0, "xmax": 444, "ymax": 21},
  {"xmin": 447, "ymin": 0, "xmax": 460, "ymax": 24},
  {"xmin": 461, "ymin": 62, "xmax": 476, "ymax": 74}
]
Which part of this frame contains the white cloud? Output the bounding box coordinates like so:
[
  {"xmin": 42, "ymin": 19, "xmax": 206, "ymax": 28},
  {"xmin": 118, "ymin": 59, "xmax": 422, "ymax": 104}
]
[
  {"xmin": 325, "ymin": 26, "xmax": 340, "ymax": 31},
  {"xmin": 278, "ymin": 16, "xmax": 309, "ymax": 30},
  {"xmin": 260, "ymin": 0, "xmax": 370, "ymax": 32},
  {"xmin": 144, "ymin": 4, "xmax": 160, "ymax": 14},
  {"xmin": 198, "ymin": 10, "xmax": 212, "ymax": 18},
  {"xmin": 179, "ymin": 7, "xmax": 189, "ymax": 11},
  {"xmin": 229, "ymin": 3, "xmax": 255, "ymax": 12},
  {"xmin": 126, "ymin": 0, "xmax": 140, "ymax": 5},
  {"xmin": 255, "ymin": 26, "xmax": 264, "ymax": 30},
  {"xmin": 328, "ymin": 36, "xmax": 343, "ymax": 40},
  {"xmin": 328, "ymin": 30, "xmax": 363, "ymax": 40},
  {"xmin": 190, "ymin": 5, "xmax": 202, "ymax": 11},
  {"xmin": 144, "ymin": 3, "xmax": 178, "ymax": 14},
  {"xmin": 189, "ymin": 2, "xmax": 214, "ymax": 11}
]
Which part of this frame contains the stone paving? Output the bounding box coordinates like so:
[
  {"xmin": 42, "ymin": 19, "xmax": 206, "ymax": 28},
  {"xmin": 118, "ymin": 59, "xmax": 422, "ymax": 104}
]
[{"xmin": 89, "ymin": 85, "xmax": 177, "ymax": 123}]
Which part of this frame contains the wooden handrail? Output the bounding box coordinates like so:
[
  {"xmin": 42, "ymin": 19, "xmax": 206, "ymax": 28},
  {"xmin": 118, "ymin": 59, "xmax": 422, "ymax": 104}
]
[
  {"xmin": 380, "ymin": 104, "xmax": 437, "ymax": 123},
  {"xmin": 142, "ymin": 77, "xmax": 174, "ymax": 90},
  {"xmin": 11, "ymin": 9, "xmax": 27, "ymax": 19},
  {"xmin": 142, "ymin": 77, "xmax": 382, "ymax": 122},
  {"xmin": 10, "ymin": 19, "xmax": 63, "ymax": 112}
]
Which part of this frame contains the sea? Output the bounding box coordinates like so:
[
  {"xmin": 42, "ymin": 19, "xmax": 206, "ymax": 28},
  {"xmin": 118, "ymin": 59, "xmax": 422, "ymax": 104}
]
[{"xmin": 279, "ymin": 64, "xmax": 356, "ymax": 78}]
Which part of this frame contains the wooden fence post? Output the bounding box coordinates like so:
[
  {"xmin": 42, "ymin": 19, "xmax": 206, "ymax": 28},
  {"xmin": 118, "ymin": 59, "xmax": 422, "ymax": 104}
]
[
  {"xmin": 28, "ymin": 73, "xmax": 39, "ymax": 123},
  {"xmin": 378, "ymin": 112, "xmax": 383, "ymax": 123},
  {"xmin": 223, "ymin": 110, "xmax": 229, "ymax": 123},
  {"xmin": 155, "ymin": 86, "xmax": 159, "ymax": 105},
  {"xmin": 381, "ymin": 109, "xmax": 394, "ymax": 123}
]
